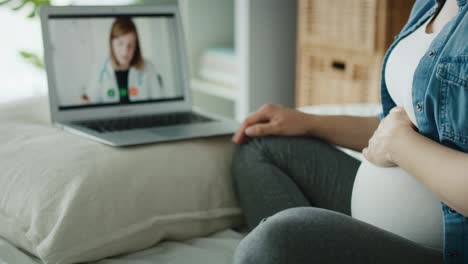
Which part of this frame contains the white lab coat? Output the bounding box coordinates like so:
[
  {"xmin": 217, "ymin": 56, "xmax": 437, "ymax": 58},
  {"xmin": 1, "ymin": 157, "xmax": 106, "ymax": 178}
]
[{"xmin": 86, "ymin": 58, "xmax": 164, "ymax": 103}]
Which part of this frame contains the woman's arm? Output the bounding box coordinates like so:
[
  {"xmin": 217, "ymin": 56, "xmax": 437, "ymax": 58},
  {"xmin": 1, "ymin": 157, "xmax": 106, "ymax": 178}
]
[
  {"xmin": 390, "ymin": 126, "xmax": 468, "ymax": 216},
  {"xmin": 307, "ymin": 115, "xmax": 380, "ymax": 151},
  {"xmin": 363, "ymin": 107, "xmax": 468, "ymax": 216},
  {"xmin": 232, "ymin": 103, "xmax": 380, "ymax": 152}
]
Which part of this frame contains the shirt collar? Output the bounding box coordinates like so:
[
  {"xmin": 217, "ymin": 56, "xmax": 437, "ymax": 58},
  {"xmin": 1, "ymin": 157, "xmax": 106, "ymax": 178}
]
[
  {"xmin": 457, "ymin": 0, "xmax": 467, "ymax": 7},
  {"xmin": 435, "ymin": 0, "xmax": 466, "ymax": 9}
]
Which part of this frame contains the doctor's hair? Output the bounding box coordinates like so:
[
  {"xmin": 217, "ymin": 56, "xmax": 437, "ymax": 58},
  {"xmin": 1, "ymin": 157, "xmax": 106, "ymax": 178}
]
[{"xmin": 109, "ymin": 16, "xmax": 144, "ymax": 70}]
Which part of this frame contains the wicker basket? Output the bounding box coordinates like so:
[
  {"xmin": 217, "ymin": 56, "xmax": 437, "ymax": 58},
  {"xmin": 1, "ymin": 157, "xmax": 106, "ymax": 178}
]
[
  {"xmin": 296, "ymin": 48, "xmax": 383, "ymax": 107},
  {"xmin": 297, "ymin": 0, "xmax": 415, "ymax": 55},
  {"xmin": 296, "ymin": 0, "xmax": 414, "ymax": 106}
]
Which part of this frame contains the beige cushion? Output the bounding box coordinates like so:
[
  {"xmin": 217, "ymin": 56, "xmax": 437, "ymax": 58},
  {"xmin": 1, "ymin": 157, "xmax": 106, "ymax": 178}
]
[{"xmin": 0, "ymin": 97, "xmax": 242, "ymax": 264}]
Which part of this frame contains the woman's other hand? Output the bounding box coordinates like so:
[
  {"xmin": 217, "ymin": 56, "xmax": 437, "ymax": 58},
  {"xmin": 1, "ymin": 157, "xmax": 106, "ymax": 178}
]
[
  {"xmin": 232, "ymin": 104, "xmax": 311, "ymax": 144},
  {"xmin": 363, "ymin": 107, "xmax": 417, "ymax": 167}
]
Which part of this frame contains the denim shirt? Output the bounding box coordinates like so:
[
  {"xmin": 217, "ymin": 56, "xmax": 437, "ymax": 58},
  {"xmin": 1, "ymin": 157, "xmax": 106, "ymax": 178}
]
[{"xmin": 378, "ymin": 0, "xmax": 467, "ymax": 263}]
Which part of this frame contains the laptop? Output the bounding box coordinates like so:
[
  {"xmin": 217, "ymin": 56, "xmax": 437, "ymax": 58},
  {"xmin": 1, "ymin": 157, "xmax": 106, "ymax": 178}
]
[{"xmin": 39, "ymin": 5, "xmax": 238, "ymax": 147}]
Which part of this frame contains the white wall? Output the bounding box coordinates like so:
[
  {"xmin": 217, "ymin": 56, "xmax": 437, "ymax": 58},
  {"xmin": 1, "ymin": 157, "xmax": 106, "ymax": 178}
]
[
  {"xmin": 238, "ymin": 0, "xmax": 297, "ymax": 118},
  {"xmin": 179, "ymin": 0, "xmax": 234, "ymax": 77},
  {"xmin": 0, "ymin": 9, "xmax": 47, "ymax": 104},
  {"xmin": 135, "ymin": 17, "xmax": 181, "ymax": 97},
  {"xmin": 48, "ymin": 16, "xmax": 181, "ymax": 106}
]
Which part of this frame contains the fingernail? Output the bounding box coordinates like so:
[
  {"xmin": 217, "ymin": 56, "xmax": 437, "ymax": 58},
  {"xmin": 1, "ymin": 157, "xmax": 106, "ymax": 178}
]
[{"xmin": 245, "ymin": 127, "xmax": 253, "ymax": 135}]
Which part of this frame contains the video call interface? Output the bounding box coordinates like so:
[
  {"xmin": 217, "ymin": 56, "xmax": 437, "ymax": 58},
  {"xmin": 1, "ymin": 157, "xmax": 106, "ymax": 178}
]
[{"xmin": 48, "ymin": 14, "xmax": 184, "ymax": 110}]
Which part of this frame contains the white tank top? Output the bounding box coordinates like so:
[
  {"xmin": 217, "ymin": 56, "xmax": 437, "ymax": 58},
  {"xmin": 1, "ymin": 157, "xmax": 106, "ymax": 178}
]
[
  {"xmin": 385, "ymin": 18, "xmax": 438, "ymax": 126},
  {"xmin": 351, "ymin": 18, "xmax": 445, "ymax": 250}
]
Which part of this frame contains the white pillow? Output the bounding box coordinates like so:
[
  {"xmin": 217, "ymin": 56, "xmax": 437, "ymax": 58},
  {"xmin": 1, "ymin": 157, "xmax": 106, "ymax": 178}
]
[{"xmin": 0, "ymin": 97, "xmax": 242, "ymax": 264}]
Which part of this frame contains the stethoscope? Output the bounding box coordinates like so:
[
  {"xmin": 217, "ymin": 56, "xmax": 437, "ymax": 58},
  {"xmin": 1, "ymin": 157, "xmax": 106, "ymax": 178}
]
[{"xmin": 99, "ymin": 58, "xmax": 144, "ymax": 87}]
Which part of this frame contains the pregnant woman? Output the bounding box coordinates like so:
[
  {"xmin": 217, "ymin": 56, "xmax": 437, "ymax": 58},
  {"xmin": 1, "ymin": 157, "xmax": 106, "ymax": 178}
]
[{"xmin": 231, "ymin": 0, "xmax": 467, "ymax": 263}]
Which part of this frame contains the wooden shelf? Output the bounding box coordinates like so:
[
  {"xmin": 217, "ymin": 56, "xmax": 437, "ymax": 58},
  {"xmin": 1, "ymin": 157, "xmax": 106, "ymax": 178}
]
[{"xmin": 179, "ymin": 0, "xmax": 296, "ymax": 121}]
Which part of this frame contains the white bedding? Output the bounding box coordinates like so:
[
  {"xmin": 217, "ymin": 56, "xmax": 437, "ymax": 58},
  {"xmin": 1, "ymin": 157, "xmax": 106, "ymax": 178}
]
[
  {"xmin": 0, "ymin": 96, "xmax": 244, "ymax": 264},
  {"xmin": 0, "ymin": 229, "xmax": 245, "ymax": 264},
  {"xmin": 0, "ymin": 96, "xmax": 381, "ymax": 264}
]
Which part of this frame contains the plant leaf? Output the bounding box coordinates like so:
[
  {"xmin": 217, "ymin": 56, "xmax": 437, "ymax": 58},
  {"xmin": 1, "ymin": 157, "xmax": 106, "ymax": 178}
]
[
  {"xmin": 19, "ymin": 50, "xmax": 45, "ymax": 69},
  {"xmin": 0, "ymin": 0, "xmax": 12, "ymax": 5},
  {"xmin": 27, "ymin": 8, "xmax": 35, "ymax": 17},
  {"xmin": 20, "ymin": 51, "xmax": 33, "ymax": 58},
  {"xmin": 2, "ymin": 0, "xmax": 50, "ymax": 18},
  {"xmin": 12, "ymin": 0, "xmax": 28, "ymax": 10}
]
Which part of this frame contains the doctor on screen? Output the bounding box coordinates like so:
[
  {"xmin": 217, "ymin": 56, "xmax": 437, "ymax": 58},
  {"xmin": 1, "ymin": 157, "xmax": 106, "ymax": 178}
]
[{"xmin": 83, "ymin": 17, "xmax": 164, "ymax": 104}]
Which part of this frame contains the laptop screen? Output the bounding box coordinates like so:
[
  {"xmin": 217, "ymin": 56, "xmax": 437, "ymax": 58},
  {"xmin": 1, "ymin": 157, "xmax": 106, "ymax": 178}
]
[{"xmin": 48, "ymin": 14, "xmax": 184, "ymax": 110}]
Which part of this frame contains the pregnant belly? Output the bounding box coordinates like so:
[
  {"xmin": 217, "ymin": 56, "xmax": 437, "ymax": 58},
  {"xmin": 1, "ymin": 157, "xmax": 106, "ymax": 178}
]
[{"xmin": 351, "ymin": 159, "xmax": 443, "ymax": 250}]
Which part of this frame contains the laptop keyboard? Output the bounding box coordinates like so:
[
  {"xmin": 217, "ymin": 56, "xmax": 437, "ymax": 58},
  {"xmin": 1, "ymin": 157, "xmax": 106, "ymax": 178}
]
[{"xmin": 75, "ymin": 112, "xmax": 213, "ymax": 133}]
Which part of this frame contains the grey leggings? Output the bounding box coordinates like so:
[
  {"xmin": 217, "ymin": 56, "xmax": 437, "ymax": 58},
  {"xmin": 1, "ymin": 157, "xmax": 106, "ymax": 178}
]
[{"xmin": 231, "ymin": 136, "xmax": 442, "ymax": 264}]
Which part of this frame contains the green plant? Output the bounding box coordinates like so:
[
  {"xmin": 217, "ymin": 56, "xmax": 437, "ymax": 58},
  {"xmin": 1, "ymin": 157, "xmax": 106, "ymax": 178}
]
[
  {"xmin": 0, "ymin": 0, "xmax": 50, "ymax": 18},
  {"xmin": 19, "ymin": 51, "xmax": 45, "ymax": 68},
  {"xmin": 1, "ymin": 0, "xmax": 50, "ymax": 69}
]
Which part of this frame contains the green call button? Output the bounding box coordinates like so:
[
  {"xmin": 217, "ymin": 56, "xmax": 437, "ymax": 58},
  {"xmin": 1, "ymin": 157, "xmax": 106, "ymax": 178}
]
[
  {"xmin": 119, "ymin": 88, "xmax": 128, "ymax": 97},
  {"xmin": 107, "ymin": 89, "xmax": 115, "ymax": 97}
]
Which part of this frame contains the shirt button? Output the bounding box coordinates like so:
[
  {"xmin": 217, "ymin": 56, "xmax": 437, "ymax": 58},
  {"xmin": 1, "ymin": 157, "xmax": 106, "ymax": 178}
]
[
  {"xmin": 416, "ymin": 103, "xmax": 423, "ymax": 112},
  {"xmin": 428, "ymin": 50, "xmax": 436, "ymax": 57}
]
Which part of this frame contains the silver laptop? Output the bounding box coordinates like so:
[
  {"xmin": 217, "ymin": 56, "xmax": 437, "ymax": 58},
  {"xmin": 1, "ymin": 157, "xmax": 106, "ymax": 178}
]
[{"xmin": 40, "ymin": 5, "xmax": 238, "ymax": 147}]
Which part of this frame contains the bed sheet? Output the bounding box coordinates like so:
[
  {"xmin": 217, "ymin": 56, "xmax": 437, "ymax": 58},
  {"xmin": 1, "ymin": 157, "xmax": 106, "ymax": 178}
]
[{"xmin": 0, "ymin": 229, "xmax": 245, "ymax": 264}]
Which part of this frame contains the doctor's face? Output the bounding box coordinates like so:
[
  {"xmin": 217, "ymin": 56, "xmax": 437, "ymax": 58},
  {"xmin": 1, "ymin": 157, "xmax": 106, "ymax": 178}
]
[{"xmin": 111, "ymin": 32, "xmax": 137, "ymax": 69}]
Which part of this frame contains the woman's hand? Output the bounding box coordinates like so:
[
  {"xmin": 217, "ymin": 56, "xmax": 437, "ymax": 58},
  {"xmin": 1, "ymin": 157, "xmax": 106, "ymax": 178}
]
[
  {"xmin": 232, "ymin": 104, "xmax": 311, "ymax": 144},
  {"xmin": 363, "ymin": 107, "xmax": 417, "ymax": 167}
]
